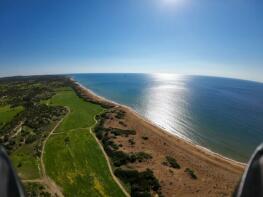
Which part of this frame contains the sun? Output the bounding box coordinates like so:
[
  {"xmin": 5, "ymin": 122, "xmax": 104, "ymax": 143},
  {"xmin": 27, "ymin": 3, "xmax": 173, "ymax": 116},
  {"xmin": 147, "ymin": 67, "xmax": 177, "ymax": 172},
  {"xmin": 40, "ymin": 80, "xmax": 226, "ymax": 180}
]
[
  {"xmin": 159, "ymin": 0, "xmax": 187, "ymax": 9},
  {"xmin": 162, "ymin": 0, "xmax": 183, "ymax": 4}
]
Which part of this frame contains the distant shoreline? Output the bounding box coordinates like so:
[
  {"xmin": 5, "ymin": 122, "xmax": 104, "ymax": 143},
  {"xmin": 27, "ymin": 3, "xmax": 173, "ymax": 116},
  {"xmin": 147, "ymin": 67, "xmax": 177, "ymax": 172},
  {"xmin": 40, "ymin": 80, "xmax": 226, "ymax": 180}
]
[{"xmin": 70, "ymin": 77, "xmax": 246, "ymax": 168}]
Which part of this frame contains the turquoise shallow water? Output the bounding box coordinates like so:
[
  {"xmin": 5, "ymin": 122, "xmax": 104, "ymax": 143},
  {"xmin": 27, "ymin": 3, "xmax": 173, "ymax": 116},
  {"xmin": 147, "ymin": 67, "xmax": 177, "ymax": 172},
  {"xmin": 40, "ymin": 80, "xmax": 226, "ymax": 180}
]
[{"xmin": 72, "ymin": 73, "xmax": 263, "ymax": 162}]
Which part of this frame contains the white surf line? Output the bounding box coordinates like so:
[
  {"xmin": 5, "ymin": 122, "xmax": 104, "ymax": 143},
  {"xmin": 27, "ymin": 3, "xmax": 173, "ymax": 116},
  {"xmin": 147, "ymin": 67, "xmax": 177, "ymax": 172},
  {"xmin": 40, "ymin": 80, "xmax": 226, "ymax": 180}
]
[{"xmin": 72, "ymin": 78, "xmax": 246, "ymax": 167}]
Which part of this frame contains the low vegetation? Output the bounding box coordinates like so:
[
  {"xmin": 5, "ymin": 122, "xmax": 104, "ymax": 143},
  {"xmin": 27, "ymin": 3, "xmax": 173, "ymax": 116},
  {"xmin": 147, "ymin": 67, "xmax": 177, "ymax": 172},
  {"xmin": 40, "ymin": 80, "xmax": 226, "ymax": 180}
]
[
  {"xmin": 0, "ymin": 76, "xmax": 126, "ymax": 196},
  {"xmin": 110, "ymin": 128, "xmax": 136, "ymax": 137},
  {"xmin": 119, "ymin": 121, "xmax": 127, "ymax": 127},
  {"xmin": 44, "ymin": 89, "xmax": 125, "ymax": 196},
  {"xmin": 114, "ymin": 110, "xmax": 126, "ymax": 119},
  {"xmin": 94, "ymin": 114, "xmax": 152, "ymax": 167},
  {"xmin": 0, "ymin": 76, "xmax": 69, "ymax": 180},
  {"xmin": 24, "ymin": 182, "xmax": 52, "ymax": 197},
  {"xmin": 163, "ymin": 156, "xmax": 181, "ymax": 169},
  {"xmin": 131, "ymin": 152, "xmax": 152, "ymax": 162},
  {"xmin": 72, "ymin": 84, "xmax": 114, "ymax": 109},
  {"xmin": 142, "ymin": 136, "xmax": 149, "ymax": 140},
  {"xmin": 114, "ymin": 168, "xmax": 162, "ymax": 197},
  {"xmin": 0, "ymin": 105, "xmax": 23, "ymax": 129},
  {"xmin": 185, "ymin": 168, "xmax": 197, "ymax": 180},
  {"xmin": 94, "ymin": 110, "xmax": 163, "ymax": 196}
]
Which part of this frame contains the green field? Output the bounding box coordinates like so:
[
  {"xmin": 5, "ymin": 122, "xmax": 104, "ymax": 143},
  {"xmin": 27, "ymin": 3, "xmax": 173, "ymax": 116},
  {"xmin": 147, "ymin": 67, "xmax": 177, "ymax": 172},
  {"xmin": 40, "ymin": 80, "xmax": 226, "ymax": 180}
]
[
  {"xmin": 11, "ymin": 123, "xmax": 56, "ymax": 180},
  {"xmin": 44, "ymin": 89, "xmax": 125, "ymax": 197},
  {"xmin": 11, "ymin": 144, "xmax": 40, "ymax": 179},
  {"xmin": 0, "ymin": 105, "xmax": 23, "ymax": 127}
]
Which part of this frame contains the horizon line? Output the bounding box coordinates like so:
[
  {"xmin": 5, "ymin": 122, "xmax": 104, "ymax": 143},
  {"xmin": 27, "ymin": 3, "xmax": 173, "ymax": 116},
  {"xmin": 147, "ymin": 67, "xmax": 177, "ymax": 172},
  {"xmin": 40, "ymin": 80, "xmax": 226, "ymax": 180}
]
[{"xmin": 0, "ymin": 72, "xmax": 262, "ymax": 84}]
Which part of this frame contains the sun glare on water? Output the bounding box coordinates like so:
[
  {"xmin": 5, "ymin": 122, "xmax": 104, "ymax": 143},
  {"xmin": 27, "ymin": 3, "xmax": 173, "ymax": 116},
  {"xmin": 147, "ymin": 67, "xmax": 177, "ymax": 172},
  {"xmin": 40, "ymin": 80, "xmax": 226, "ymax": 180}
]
[{"xmin": 152, "ymin": 73, "xmax": 183, "ymax": 81}]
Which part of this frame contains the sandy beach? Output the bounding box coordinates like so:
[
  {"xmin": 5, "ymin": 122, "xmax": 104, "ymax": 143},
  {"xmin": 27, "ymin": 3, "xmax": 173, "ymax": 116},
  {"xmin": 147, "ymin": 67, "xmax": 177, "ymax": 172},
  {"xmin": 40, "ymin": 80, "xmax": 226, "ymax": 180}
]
[{"xmin": 72, "ymin": 79, "xmax": 245, "ymax": 196}]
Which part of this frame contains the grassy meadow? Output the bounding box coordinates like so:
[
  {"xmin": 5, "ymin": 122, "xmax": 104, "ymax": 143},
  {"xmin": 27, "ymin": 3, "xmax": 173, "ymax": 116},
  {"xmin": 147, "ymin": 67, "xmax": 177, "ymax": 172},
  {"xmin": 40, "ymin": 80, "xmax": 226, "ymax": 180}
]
[
  {"xmin": 11, "ymin": 144, "xmax": 40, "ymax": 179},
  {"xmin": 44, "ymin": 88, "xmax": 125, "ymax": 197},
  {"xmin": 0, "ymin": 105, "xmax": 23, "ymax": 128}
]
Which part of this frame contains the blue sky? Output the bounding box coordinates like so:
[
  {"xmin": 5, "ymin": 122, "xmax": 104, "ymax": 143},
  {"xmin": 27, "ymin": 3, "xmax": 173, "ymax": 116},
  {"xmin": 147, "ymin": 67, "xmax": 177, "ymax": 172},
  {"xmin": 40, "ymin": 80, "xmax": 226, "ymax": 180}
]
[{"xmin": 0, "ymin": 0, "xmax": 262, "ymax": 82}]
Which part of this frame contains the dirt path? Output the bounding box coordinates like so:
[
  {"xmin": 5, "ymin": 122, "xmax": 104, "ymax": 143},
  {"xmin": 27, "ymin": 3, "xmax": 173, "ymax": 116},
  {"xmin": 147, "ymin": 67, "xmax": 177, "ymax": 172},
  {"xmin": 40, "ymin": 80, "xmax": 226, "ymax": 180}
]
[
  {"xmin": 39, "ymin": 108, "xmax": 70, "ymax": 197},
  {"xmin": 40, "ymin": 107, "xmax": 70, "ymax": 178},
  {"xmin": 23, "ymin": 179, "xmax": 43, "ymax": 183},
  {"xmin": 24, "ymin": 107, "xmax": 70, "ymax": 197},
  {"xmin": 10, "ymin": 121, "xmax": 23, "ymax": 138},
  {"xmin": 90, "ymin": 115, "xmax": 130, "ymax": 197},
  {"xmin": 24, "ymin": 107, "xmax": 129, "ymax": 197}
]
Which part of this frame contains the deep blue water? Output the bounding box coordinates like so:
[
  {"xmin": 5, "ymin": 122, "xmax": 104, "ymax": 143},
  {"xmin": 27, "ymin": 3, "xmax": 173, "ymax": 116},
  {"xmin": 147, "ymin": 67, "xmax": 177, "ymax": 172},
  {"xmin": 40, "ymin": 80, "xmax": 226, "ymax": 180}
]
[{"xmin": 72, "ymin": 73, "xmax": 263, "ymax": 162}]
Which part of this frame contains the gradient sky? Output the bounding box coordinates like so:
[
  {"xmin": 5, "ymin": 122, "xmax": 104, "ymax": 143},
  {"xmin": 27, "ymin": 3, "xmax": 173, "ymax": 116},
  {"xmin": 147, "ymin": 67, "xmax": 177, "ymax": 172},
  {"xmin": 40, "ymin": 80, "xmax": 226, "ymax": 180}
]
[{"xmin": 0, "ymin": 0, "xmax": 263, "ymax": 82}]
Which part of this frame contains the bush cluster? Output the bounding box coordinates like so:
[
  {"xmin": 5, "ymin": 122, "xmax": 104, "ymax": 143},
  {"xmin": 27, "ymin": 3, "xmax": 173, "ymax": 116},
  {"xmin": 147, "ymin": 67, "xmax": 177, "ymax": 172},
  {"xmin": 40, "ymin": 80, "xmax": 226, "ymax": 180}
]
[
  {"xmin": 24, "ymin": 104, "xmax": 67, "ymax": 131},
  {"xmin": 163, "ymin": 156, "xmax": 181, "ymax": 169},
  {"xmin": 185, "ymin": 168, "xmax": 197, "ymax": 179},
  {"xmin": 111, "ymin": 128, "xmax": 136, "ymax": 136},
  {"xmin": 0, "ymin": 76, "xmax": 69, "ymax": 154},
  {"xmin": 25, "ymin": 182, "xmax": 51, "ymax": 197},
  {"xmin": 114, "ymin": 168, "xmax": 161, "ymax": 197},
  {"xmin": 113, "ymin": 110, "xmax": 125, "ymax": 119},
  {"xmin": 0, "ymin": 75, "xmax": 68, "ymax": 107},
  {"xmin": 94, "ymin": 111, "xmax": 163, "ymax": 196}
]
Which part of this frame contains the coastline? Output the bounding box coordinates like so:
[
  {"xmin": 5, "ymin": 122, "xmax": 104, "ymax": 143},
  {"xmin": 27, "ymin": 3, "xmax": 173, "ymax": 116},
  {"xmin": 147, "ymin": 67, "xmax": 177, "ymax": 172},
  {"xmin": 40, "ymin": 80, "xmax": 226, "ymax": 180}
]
[{"xmin": 72, "ymin": 78, "xmax": 245, "ymax": 169}]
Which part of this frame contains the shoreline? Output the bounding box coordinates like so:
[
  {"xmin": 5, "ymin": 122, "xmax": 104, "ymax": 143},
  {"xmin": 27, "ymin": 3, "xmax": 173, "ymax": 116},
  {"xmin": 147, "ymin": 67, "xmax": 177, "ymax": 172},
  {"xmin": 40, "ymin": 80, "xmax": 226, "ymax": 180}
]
[{"xmin": 71, "ymin": 78, "xmax": 246, "ymax": 169}]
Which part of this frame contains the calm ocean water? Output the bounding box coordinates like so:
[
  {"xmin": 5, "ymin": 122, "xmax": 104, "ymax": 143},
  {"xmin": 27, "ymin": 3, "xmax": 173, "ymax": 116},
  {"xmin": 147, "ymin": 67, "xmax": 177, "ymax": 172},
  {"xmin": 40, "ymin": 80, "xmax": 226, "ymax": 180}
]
[{"xmin": 72, "ymin": 73, "xmax": 263, "ymax": 162}]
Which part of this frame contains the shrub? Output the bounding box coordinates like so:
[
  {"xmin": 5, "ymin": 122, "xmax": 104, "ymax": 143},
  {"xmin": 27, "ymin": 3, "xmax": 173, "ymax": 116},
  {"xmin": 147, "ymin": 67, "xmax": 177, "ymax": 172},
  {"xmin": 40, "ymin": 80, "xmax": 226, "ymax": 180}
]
[
  {"xmin": 25, "ymin": 134, "xmax": 37, "ymax": 144},
  {"xmin": 142, "ymin": 136, "xmax": 148, "ymax": 140},
  {"xmin": 165, "ymin": 156, "xmax": 181, "ymax": 169},
  {"xmin": 130, "ymin": 152, "xmax": 152, "ymax": 163},
  {"xmin": 64, "ymin": 137, "xmax": 70, "ymax": 145},
  {"xmin": 119, "ymin": 121, "xmax": 127, "ymax": 127},
  {"xmin": 185, "ymin": 168, "xmax": 197, "ymax": 179},
  {"xmin": 9, "ymin": 140, "xmax": 16, "ymax": 145},
  {"xmin": 111, "ymin": 151, "xmax": 130, "ymax": 167},
  {"xmin": 111, "ymin": 128, "xmax": 136, "ymax": 136},
  {"xmin": 114, "ymin": 168, "xmax": 161, "ymax": 197},
  {"xmin": 17, "ymin": 162, "xmax": 22, "ymax": 168},
  {"xmin": 128, "ymin": 139, "xmax": 135, "ymax": 145},
  {"xmin": 114, "ymin": 110, "xmax": 125, "ymax": 119}
]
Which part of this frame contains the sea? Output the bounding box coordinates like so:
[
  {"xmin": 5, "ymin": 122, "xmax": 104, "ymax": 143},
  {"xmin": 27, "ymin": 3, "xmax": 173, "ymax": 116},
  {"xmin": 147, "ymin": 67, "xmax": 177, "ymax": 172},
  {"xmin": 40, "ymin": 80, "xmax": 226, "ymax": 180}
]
[{"xmin": 72, "ymin": 73, "xmax": 263, "ymax": 162}]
